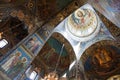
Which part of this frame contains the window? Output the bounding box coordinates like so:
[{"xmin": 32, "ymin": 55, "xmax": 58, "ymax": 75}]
[
  {"xmin": 0, "ymin": 39, "xmax": 8, "ymax": 48},
  {"xmin": 29, "ymin": 71, "xmax": 37, "ymax": 80}
]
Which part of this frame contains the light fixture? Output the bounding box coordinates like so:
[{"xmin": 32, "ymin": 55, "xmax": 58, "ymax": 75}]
[{"xmin": 44, "ymin": 72, "xmax": 58, "ymax": 80}]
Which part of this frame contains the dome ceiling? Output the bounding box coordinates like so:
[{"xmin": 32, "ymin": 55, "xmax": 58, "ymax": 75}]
[{"xmin": 67, "ymin": 8, "xmax": 98, "ymax": 37}]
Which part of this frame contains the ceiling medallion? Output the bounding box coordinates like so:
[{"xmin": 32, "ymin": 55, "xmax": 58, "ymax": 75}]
[
  {"xmin": 27, "ymin": 0, "xmax": 34, "ymax": 10},
  {"xmin": 65, "ymin": 8, "xmax": 100, "ymax": 41},
  {"xmin": 10, "ymin": 10, "xmax": 25, "ymax": 21}
]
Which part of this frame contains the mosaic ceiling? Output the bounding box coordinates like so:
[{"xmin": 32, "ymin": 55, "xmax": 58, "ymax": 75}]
[{"xmin": 0, "ymin": 0, "xmax": 120, "ymax": 80}]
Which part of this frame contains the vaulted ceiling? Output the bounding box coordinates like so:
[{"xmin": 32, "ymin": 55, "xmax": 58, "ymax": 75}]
[{"xmin": 0, "ymin": 0, "xmax": 120, "ymax": 80}]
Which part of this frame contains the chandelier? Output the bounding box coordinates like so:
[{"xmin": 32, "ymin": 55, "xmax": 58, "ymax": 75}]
[{"xmin": 44, "ymin": 72, "xmax": 58, "ymax": 80}]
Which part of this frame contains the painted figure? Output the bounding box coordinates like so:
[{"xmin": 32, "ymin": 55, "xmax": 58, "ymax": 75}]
[
  {"xmin": 107, "ymin": 0, "xmax": 120, "ymax": 12},
  {"xmin": 93, "ymin": 49, "xmax": 112, "ymax": 68},
  {"xmin": 1, "ymin": 52, "xmax": 21, "ymax": 72},
  {"xmin": 7, "ymin": 57, "xmax": 27, "ymax": 78},
  {"xmin": 26, "ymin": 37, "xmax": 41, "ymax": 55}
]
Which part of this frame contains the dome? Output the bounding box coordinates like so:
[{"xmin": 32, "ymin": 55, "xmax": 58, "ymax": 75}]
[{"xmin": 66, "ymin": 8, "xmax": 99, "ymax": 41}]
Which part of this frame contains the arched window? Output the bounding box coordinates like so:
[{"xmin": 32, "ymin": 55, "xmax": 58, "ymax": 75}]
[
  {"xmin": 0, "ymin": 39, "xmax": 8, "ymax": 48},
  {"xmin": 29, "ymin": 71, "xmax": 38, "ymax": 80}
]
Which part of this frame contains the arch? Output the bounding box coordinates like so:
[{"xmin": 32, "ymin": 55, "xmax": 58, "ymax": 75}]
[
  {"xmin": 31, "ymin": 32, "xmax": 76, "ymax": 78},
  {"xmin": 80, "ymin": 40, "xmax": 120, "ymax": 80}
]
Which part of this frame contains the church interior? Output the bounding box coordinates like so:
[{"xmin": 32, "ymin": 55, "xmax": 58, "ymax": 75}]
[{"xmin": 0, "ymin": 0, "xmax": 120, "ymax": 80}]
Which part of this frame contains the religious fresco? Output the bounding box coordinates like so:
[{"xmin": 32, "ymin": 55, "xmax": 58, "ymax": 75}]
[
  {"xmin": 0, "ymin": 0, "xmax": 119, "ymax": 79},
  {"xmin": 81, "ymin": 40, "xmax": 120, "ymax": 80},
  {"xmin": 23, "ymin": 33, "xmax": 43, "ymax": 57},
  {"xmin": 36, "ymin": 25, "xmax": 53, "ymax": 42},
  {"xmin": 0, "ymin": 0, "xmax": 38, "ymax": 59},
  {"xmin": 53, "ymin": 4, "xmax": 114, "ymax": 61},
  {"xmin": 0, "ymin": 46, "xmax": 32, "ymax": 80},
  {"xmin": 0, "ymin": 0, "xmax": 74, "ymax": 60},
  {"xmin": 0, "ymin": 1, "xmax": 37, "ymax": 58},
  {"xmin": 39, "ymin": 36, "xmax": 70, "ymax": 76},
  {"xmin": 0, "ymin": 0, "xmax": 74, "ymax": 31},
  {"xmin": 88, "ymin": 0, "xmax": 120, "ymax": 28},
  {"xmin": 31, "ymin": 33, "xmax": 76, "ymax": 78},
  {"xmin": 41, "ymin": 37, "xmax": 69, "ymax": 68}
]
